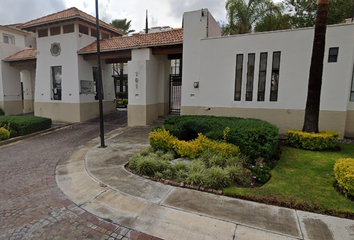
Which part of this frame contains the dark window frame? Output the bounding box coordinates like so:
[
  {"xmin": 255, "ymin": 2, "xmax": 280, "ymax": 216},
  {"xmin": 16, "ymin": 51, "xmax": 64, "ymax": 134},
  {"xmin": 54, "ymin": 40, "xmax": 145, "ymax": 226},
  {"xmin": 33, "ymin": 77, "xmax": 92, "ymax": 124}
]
[
  {"xmin": 257, "ymin": 52, "xmax": 268, "ymax": 101},
  {"xmin": 328, "ymin": 47, "xmax": 339, "ymax": 63},
  {"xmin": 63, "ymin": 24, "xmax": 75, "ymax": 34},
  {"xmin": 38, "ymin": 28, "xmax": 48, "ymax": 38},
  {"xmin": 270, "ymin": 51, "xmax": 281, "ymax": 102},
  {"xmin": 50, "ymin": 26, "xmax": 61, "ymax": 36},
  {"xmin": 79, "ymin": 24, "xmax": 89, "ymax": 35},
  {"xmin": 246, "ymin": 53, "xmax": 255, "ymax": 101},
  {"xmin": 234, "ymin": 54, "xmax": 244, "ymax": 101},
  {"xmin": 51, "ymin": 66, "xmax": 62, "ymax": 101}
]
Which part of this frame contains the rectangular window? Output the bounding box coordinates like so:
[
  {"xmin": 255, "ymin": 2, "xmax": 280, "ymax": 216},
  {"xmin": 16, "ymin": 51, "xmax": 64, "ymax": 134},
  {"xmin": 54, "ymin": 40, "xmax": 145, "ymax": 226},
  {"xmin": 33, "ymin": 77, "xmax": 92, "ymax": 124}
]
[
  {"xmin": 38, "ymin": 28, "xmax": 48, "ymax": 38},
  {"xmin": 63, "ymin": 24, "xmax": 74, "ymax": 34},
  {"xmin": 3, "ymin": 34, "xmax": 15, "ymax": 44},
  {"xmin": 258, "ymin": 52, "xmax": 268, "ymax": 101},
  {"xmin": 101, "ymin": 32, "xmax": 109, "ymax": 39},
  {"xmin": 246, "ymin": 53, "xmax": 255, "ymax": 101},
  {"xmin": 234, "ymin": 54, "xmax": 244, "ymax": 101},
  {"xmin": 50, "ymin": 26, "xmax": 61, "ymax": 36},
  {"xmin": 52, "ymin": 66, "xmax": 62, "ymax": 100},
  {"xmin": 270, "ymin": 52, "xmax": 281, "ymax": 101},
  {"xmin": 79, "ymin": 24, "xmax": 89, "ymax": 35},
  {"xmin": 328, "ymin": 47, "xmax": 339, "ymax": 63},
  {"xmin": 91, "ymin": 28, "xmax": 97, "ymax": 37}
]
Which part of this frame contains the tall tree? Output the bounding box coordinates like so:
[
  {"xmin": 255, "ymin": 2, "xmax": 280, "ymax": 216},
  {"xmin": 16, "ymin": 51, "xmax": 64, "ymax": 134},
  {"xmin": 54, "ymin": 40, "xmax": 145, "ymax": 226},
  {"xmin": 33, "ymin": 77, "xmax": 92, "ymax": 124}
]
[
  {"xmin": 110, "ymin": 19, "xmax": 135, "ymax": 34},
  {"xmin": 110, "ymin": 19, "xmax": 135, "ymax": 93},
  {"xmin": 255, "ymin": 3, "xmax": 292, "ymax": 32},
  {"xmin": 285, "ymin": 0, "xmax": 352, "ymax": 28},
  {"xmin": 224, "ymin": 0, "xmax": 280, "ymax": 35},
  {"xmin": 302, "ymin": 0, "xmax": 329, "ymax": 133}
]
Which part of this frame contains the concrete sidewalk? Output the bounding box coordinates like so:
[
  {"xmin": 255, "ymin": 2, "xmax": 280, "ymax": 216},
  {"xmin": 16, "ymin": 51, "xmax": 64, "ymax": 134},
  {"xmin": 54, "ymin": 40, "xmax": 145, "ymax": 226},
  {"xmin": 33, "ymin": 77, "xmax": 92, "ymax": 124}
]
[{"xmin": 56, "ymin": 118, "xmax": 354, "ymax": 240}]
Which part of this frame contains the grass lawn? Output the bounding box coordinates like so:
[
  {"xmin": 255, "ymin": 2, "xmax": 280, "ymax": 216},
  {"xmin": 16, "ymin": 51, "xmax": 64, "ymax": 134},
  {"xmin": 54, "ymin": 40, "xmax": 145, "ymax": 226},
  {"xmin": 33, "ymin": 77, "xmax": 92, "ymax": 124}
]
[{"xmin": 224, "ymin": 143, "xmax": 354, "ymax": 216}]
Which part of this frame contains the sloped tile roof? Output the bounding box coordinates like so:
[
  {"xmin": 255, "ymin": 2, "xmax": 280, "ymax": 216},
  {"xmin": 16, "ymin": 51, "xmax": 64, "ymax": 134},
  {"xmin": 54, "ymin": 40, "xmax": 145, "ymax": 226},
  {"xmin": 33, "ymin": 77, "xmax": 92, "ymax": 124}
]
[
  {"xmin": 20, "ymin": 7, "xmax": 125, "ymax": 36},
  {"xmin": 3, "ymin": 49, "xmax": 37, "ymax": 62},
  {"xmin": 78, "ymin": 28, "xmax": 183, "ymax": 54}
]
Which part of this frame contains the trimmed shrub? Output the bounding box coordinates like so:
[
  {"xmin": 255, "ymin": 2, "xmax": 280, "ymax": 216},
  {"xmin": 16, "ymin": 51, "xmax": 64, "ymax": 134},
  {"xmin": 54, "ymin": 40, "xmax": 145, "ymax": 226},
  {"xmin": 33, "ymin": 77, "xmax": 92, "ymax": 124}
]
[
  {"xmin": 149, "ymin": 128, "xmax": 178, "ymax": 151},
  {"xmin": 162, "ymin": 115, "xmax": 279, "ymax": 162},
  {"xmin": 286, "ymin": 130, "xmax": 339, "ymax": 150},
  {"xmin": 0, "ymin": 116, "xmax": 52, "ymax": 136},
  {"xmin": 0, "ymin": 127, "xmax": 10, "ymax": 141},
  {"xmin": 0, "ymin": 108, "xmax": 4, "ymax": 116},
  {"xmin": 128, "ymin": 155, "xmax": 142, "ymax": 170},
  {"xmin": 334, "ymin": 158, "xmax": 354, "ymax": 197}
]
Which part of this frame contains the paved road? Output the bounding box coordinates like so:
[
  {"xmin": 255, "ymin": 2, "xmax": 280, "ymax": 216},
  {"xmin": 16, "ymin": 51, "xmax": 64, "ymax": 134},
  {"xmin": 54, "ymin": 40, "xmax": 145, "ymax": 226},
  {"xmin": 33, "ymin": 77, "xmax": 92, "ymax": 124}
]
[{"xmin": 0, "ymin": 110, "xmax": 159, "ymax": 240}]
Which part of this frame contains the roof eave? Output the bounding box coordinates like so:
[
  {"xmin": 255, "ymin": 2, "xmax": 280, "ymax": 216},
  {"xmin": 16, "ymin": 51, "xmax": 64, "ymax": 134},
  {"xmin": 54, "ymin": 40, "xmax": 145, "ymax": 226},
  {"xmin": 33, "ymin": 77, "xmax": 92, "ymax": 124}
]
[{"xmin": 78, "ymin": 42, "xmax": 183, "ymax": 55}]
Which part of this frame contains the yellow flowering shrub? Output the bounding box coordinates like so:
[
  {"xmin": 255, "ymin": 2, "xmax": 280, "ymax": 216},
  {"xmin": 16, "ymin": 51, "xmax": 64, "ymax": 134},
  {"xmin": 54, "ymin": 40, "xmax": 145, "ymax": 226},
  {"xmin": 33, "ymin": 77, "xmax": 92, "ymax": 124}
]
[
  {"xmin": 150, "ymin": 130, "xmax": 240, "ymax": 159},
  {"xmin": 334, "ymin": 158, "xmax": 354, "ymax": 197},
  {"xmin": 286, "ymin": 130, "xmax": 339, "ymax": 150},
  {"xmin": 149, "ymin": 127, "xmax": 178, "ymax": 151},
  {"xmin": 0, "ymin": 127, "xmax": 10, "ymax": 141}
]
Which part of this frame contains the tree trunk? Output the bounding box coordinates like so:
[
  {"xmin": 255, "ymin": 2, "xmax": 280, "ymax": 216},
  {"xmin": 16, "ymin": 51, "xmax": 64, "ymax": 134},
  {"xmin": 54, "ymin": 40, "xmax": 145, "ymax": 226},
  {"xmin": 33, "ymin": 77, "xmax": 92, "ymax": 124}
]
[{"xmin": 302, "ymin": 0, "xmax": 329, "ymax": 133}]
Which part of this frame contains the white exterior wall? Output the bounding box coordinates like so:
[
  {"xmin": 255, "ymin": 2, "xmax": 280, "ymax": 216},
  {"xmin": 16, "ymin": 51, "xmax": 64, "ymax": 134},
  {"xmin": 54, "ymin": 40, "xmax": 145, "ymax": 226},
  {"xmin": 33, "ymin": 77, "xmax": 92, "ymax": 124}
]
[
  {"xmin": 182, "ymin": 9, "xmax": 354, "ymax": 136},
  {"xmin": 183, "ymin": 24, "xmax": 354, "ymax": 110},
  {"xmin": 0, "ymin": 43, "xmax": 24, "ymax": 114},
  {"xmin": 0, "ymin": 28, "xmax": 26, "ymax": 47}
]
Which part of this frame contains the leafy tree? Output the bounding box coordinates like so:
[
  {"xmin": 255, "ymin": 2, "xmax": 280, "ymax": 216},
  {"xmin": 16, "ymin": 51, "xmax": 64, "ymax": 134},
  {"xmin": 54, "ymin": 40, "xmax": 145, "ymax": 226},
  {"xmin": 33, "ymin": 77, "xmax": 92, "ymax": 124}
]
[
  {"xmin": 110, "ymin": 19, "xmax": 135, "ymax": 92},
  {"xmin": 255, "ymin": 3, "xmax": 293, "ymax": 32},
  {"xmin": 110, "ymin": 19, "xmax": 135, "ymax": 34},
  {"xmin": 224, "ymin": 0, "xmax": 280, "ymax": 35},
  {"xmin": 302, "ymin": 0, "xmax": 329, "ymax": 133},
  {"xmin": 285, "ymin": 0, "xmax": 352, "ymax": 28}
]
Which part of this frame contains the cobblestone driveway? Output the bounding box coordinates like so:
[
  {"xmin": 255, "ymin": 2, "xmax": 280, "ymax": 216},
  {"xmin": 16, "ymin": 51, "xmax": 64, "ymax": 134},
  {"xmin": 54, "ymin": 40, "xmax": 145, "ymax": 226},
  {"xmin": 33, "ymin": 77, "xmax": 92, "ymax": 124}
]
[{"xmin": 0, "ymin": 111, "xmax": 160, "ymax": 240}]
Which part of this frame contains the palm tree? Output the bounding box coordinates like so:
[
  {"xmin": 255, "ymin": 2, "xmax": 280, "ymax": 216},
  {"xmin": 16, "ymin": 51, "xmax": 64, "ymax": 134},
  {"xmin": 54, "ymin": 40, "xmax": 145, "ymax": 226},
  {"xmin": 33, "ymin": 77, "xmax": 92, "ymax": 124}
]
[
  {"xmin": 302, "ymin": 0, "xmax": 329, "ymax": 133},
  {"xmin": 224, "ymin": 0, "xmax": 280, "ymax": 35},
  {"xmin": 110, "ymin": 19, "xmax": 135, "ymax": 93},
  {"xmin": 110, "ymin": 19, "xmax": 135, "ymax": 34}
]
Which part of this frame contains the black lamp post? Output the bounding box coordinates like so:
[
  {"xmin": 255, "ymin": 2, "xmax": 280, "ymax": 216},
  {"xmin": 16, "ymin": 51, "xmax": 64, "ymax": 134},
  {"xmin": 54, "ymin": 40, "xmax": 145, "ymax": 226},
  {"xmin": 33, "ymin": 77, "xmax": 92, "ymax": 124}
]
[{"xmin": 95, "ymin": 0, "xmax": 106, "ymax": 148}]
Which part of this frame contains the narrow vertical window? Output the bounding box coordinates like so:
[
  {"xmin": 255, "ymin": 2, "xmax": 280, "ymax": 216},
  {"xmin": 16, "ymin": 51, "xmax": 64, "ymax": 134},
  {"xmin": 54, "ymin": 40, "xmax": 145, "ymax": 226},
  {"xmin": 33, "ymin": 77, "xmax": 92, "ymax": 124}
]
[
  {"xmin": 52, "ymin": 66, "xmax": 62, "ymax": 100},
  {"xmin": 270, "ymin": 51, "xmax": 281, "ymax": 101},
  {"xmin": 351, "ymin": 65, "xmax": 354, "ymax": 101},
  {"xmin": 258, "ymin": 52, "xmax": 268, "ymax": 101},
  {"xmin": 246, "ymin": 53, "xmax": 255, "ymax": 101},
  {"xmin": 328, "ymin": 47, "xmax": 339, "ymax": 63},
  {"xmin": 234, "ymin": 54, "xmax": 244, "ymax": 101}
]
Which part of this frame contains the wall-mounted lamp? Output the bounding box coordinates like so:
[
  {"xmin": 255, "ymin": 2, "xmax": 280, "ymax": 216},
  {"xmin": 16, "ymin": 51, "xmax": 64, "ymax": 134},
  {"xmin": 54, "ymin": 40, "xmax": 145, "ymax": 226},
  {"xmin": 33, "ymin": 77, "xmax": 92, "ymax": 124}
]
[{"xmin": 193, "ymin": 82, "xmax": 199, "ymax": 88}]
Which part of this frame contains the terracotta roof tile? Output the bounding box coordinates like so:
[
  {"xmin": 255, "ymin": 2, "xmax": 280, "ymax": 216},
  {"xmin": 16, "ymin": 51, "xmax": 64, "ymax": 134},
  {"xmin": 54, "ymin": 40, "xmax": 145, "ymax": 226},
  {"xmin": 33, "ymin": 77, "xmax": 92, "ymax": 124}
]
[
  {"xmin": 3, "ymin": 49, "xmax": 37, "ymax": 62},
  {"xmin": 20, "ymin": 7, "xmax": 125, "ymax": 36},
  {"xmin": 79, "ymin": 28, "xmax": 183, "ymax": 53}
]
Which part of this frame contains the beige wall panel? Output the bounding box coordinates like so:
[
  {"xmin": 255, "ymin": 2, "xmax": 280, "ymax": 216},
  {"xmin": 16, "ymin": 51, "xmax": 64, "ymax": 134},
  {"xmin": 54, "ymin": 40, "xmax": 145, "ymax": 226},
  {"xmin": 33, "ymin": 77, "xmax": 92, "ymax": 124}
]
[
  {"xmin": 2, "ymin": 101, "xmax": 23, "ymax": 115},
  {"xmin": 23, "ymin": 99, "xmax": 34, "ymax": 113},
  {"xmin": 35, "ymin": 102, "xmax": 81, "ymax": 122},
  {"xmin": 128, "ymin": 104, "xmax": 159, "ymax": 126},
  {"xmin": 345, "ymin": 111, "xmax": 354, "ymax": 138},
  {"xmin": 158, "ymin": 102, "xmax": 169, "ymax": 117}
]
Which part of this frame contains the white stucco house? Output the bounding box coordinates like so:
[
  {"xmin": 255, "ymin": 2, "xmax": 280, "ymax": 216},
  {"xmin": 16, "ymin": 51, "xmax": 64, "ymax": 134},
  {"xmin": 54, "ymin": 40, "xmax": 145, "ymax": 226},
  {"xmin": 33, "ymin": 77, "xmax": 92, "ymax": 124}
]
[{"xmin": 1, "ymin": 8, "xmax": 353, "ymax": 138}]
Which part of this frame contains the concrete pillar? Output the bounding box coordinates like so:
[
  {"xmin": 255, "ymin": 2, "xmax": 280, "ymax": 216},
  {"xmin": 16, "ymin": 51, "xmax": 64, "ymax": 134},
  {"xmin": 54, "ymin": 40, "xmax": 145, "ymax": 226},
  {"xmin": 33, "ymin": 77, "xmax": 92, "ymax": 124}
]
[{"xmin": 128, "ymin": 48, "xmax": 170, "ymax": 126}]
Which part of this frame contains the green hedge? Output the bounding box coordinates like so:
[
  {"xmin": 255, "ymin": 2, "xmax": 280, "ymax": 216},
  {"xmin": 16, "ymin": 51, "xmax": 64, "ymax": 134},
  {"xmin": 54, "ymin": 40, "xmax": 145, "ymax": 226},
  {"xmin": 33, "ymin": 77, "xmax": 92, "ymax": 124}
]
[
  {"xmin": 0, "ymin": 108, "xmax": 4, "ymax": 116},
  {"xmin": 156, "ymin": 115, "xmax": 279, "ymax": 162},
  {"xmin": 334, "ymin": 158, "xmax": 354, "ymax": 197},
  {"xmin": 0, "ymin": 116, "xmax": 52, "ymax": 136},
  {"xmin": 286, "ymin": 130, "xmax": 339, "ymax": 150}
]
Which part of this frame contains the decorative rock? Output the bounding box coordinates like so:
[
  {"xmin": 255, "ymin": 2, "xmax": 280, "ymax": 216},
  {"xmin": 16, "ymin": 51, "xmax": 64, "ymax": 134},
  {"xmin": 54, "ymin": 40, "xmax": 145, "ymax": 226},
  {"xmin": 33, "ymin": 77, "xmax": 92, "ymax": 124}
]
[{"xmin": 180, "ymin": 182, "xmax": 185, "ymax": 188}]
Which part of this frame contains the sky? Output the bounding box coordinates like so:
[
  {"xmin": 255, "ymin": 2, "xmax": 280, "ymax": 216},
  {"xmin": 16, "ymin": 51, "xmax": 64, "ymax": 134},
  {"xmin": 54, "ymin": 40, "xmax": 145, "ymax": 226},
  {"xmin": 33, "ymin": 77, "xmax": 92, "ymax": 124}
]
[{"xmin": 0, "ymin": 0, "xmax": 230, "ymax": 32}]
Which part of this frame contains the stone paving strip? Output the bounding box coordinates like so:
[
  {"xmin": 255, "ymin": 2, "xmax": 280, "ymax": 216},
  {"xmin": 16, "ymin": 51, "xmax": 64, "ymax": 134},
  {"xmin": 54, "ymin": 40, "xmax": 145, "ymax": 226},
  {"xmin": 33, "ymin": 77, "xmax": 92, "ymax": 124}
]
[{"xmin": 57, "ymin": 120, "xmax": 354, "ymax": 240}]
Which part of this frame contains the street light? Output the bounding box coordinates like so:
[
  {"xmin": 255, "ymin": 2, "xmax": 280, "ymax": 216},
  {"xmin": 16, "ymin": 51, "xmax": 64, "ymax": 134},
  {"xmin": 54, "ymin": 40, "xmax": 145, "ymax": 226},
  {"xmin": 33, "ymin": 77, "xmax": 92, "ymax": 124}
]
[{"xmin": 95, "ymin": 0, "xmax": 106, "ymax": 148}]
